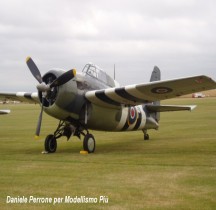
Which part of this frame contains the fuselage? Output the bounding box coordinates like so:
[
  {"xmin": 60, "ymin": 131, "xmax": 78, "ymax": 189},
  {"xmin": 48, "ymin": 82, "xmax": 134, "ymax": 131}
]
[{"xmin": 41, "ymin": 64, "xmax": 159, "ymax": 132}]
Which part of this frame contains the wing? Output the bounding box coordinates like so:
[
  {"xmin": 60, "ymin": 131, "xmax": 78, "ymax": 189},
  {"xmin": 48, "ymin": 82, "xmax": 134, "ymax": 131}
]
[
  {"xmin": 0, "ymin": 92, "xmax": 39, "ymax": 104},
  {"xmin": 85, "ymin": 75, "xmax": 216, "ymax": 108},
  {"xmin": 0, "ymin": 110, "xmax": 10, "ymax": 115}
]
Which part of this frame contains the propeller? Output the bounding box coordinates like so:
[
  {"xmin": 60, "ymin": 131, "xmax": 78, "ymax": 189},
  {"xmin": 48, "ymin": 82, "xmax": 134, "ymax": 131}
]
[
  {"xmin": 26, "ymin": 57, "xmax": 43, "ymax": 83},
  {"xmin": 26, "ymin": 57, "xmax": 76, "ymax": 138}
]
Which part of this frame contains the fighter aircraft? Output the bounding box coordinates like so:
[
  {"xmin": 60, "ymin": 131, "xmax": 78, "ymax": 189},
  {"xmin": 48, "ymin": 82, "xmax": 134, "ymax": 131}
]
[{"xmin": 0, "ymin": 57, "xmax": 216, "ymax": 153}]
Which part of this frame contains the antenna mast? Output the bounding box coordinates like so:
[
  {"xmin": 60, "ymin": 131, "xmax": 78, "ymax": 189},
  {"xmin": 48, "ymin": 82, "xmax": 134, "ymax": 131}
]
[{"xmin": 114, "ymin": 64, "xmax": 116, "ymax": 80}]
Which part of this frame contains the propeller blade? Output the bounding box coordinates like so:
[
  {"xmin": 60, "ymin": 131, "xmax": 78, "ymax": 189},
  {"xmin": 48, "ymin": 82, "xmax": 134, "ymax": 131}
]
[
  {"xmin": 35, "ymin": 97, "xmax": 44, "ymax": 139},
  {"xmin": 26, "ymin": 57, "xmax": 43, "ymax": 83},
  {"xmin": 50, "ymin": 69, "xmax": 76, "ymax": 88}
]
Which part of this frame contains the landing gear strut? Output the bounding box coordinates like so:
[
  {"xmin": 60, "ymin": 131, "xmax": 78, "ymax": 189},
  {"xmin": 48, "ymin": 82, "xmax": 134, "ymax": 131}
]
[
  {"xmin": 143, "ymin": 130, "xmax": 150, "ymax": 140},
  {"xmin": 44, "ymin": 120, "xmax": 96, "ymax": 153},
  {"xmin": 44, "ymin": 121, "xmax": 75, "ymax": 153}
]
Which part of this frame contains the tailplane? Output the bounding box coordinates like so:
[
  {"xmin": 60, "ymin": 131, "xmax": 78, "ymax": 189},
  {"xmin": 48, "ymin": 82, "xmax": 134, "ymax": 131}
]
[{"xmin": 146, "ymin": 66, "xmax": 197, "ymax": 123}]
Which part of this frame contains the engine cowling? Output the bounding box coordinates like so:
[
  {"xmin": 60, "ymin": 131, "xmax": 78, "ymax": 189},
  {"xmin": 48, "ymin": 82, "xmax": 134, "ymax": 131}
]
[{"xmin": 39, "ymin": 69, "xmax": 86, "ymax": 122}]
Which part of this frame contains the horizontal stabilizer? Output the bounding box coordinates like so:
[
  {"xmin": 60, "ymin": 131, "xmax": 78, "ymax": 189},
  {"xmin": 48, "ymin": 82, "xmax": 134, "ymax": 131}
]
[{"xmin": 145, "ymin": 105, "xmax": 197, "ymax": 112}]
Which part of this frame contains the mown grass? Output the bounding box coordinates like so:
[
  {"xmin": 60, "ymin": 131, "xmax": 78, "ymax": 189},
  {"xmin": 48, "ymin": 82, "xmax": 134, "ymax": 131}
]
[{"xmin": 0, "ymin": 98, "xmax": 216, "ymax": 210}]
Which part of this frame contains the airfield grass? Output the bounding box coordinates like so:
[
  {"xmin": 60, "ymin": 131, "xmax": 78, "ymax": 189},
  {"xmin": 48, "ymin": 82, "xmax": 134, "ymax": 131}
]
[{"xmin": 0, "ymin": 98, "xmax": 216, "ymax": 210}]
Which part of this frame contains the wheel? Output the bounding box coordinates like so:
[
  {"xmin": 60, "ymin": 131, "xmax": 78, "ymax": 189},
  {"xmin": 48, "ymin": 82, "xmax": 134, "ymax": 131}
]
[
  {"xmin": 45, "ymin": 134, "xmax": 57, "ymax": 153},
  {"xmin": 83, "ymin": 134, "xmax": 95, "ymax": 153},
  {"xmin": 144, "ymin": 134, "xmax": 149, "ymax": 140}
]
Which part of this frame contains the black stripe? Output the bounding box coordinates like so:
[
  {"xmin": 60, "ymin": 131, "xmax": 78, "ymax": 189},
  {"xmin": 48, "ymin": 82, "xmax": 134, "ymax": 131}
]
[
  {"xmin": 133, "ymin": 112, "xmax": 142, "ymax": 130},
  {"xmin": 115, "ymin": 87, "xmax": 148, "ymax": 103},
  {"xmin": 121, "ymin": 120, "xmax": 129, "ymax": 131},
  {"xmin": 24, "ymin": 93, "xmax": 32, "ymax": 99},
  {"xmin": 95, "ymin": 90, "xmax": 121, "ymax": 106}
]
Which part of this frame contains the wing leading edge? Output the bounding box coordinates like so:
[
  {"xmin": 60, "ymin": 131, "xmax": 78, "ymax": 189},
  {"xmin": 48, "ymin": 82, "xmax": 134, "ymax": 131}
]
[
  {"xmin": 0, "ymin": 92, "xmax": 39, "ymax": 104},
  {"xmin": 85, "ymin": 75, "xmax": 216, "ymax": 108}
]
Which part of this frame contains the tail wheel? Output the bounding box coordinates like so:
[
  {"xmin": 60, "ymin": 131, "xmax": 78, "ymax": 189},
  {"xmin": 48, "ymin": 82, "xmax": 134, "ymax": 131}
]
[
  {"xmin": 45, "ymin": 134, "xmax": 57, "ymax": 153},
  {"xmin": 83, "ymin": 134, "xmax": 95, "ymax": 153},
  {"xmin": 144, "ymin": 134, "xmax": 149, "ymax": 140}
]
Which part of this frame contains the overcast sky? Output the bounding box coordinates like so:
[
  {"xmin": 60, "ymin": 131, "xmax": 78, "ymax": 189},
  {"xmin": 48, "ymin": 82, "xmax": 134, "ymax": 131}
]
[{"xmin": 0, "ymin": 0, "xmax": 216, "ymax": 91}]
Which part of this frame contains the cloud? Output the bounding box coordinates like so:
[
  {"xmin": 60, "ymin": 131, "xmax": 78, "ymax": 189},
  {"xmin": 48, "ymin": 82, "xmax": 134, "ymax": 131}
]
[{"xmin": 0, "ymin": 0, "xmax": 216, "ymax": 91}]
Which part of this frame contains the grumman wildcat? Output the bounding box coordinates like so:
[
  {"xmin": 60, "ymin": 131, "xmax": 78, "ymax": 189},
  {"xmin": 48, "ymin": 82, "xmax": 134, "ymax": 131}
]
[{"xmin": 1, "ymin": 57, "xmax": 215, "ymax": 153}]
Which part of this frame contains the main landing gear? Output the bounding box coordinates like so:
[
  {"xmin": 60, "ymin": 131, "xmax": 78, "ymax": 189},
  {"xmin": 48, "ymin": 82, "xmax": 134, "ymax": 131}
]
[
  {"xmin": 83, "ymin": 134, "xmax": 95, "ymax": 153},
  {"xmin": 45, "ymin": 134, "xmax": 57, "ymax": 153},
  {"xmin": 44, "ymin": 120, "xmax": 96, "ymax": 153}
]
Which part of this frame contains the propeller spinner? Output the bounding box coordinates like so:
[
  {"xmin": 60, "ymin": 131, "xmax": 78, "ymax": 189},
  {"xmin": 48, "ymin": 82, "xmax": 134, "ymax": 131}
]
[{"xmin": 26, "ymin": 57, "xmax": 76, "ymax": 138}]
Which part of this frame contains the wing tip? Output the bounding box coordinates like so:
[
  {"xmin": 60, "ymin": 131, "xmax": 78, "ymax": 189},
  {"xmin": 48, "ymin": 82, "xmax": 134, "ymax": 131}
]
[{"xmin": 189, "ymin": 105, "xmax": 197, "ymax": 111}]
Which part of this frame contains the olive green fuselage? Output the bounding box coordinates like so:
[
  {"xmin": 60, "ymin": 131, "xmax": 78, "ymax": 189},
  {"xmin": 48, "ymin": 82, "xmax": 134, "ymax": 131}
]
[{"xmin": 42, "ymin": 70, "xmax": 158, "ymax": 132}]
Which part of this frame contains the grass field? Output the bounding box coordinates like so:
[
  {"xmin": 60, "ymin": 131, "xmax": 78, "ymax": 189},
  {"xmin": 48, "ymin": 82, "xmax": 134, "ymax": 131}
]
[{"xmin": 0, "ymin": 98, "xmax": 216, "ymax": 210}]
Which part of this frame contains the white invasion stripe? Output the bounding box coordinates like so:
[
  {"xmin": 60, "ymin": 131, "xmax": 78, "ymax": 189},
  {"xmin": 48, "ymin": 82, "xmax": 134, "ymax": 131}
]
[
  {"xmin": 86, "ymin": 91, "xmax": 113, "ymax": 108},
  {"xmin": 86, "ymin": 91, "xmax": 100, "ymax": 104},
  {"xmin": 15, "ymin": 92, "xmax": 39, "ymax": 103},
  {"xmin": 16, "ymin": 92, "xmax": 26, "ymax": 97},
  {"xmin": 115, "ymin": 105, "xmax": 147, "ymax": 131},
  {"xmin": 124, "ymin": 85, "xmax": 147, "ymax": 99},
  {"xmin": 31, "ymin": 92, "xmax": 40, "ymax": 103},
  {"xmin": 125, "ymin": 85, "xmax": 154, "ymax": 101},
  {"xmin": 115, "ymin": 107, "xmax": 128, "ymax": 131},
  {"xmin": 126, "ymin": 105, "xmax": 147, "ymax": 131},
  {"xmin": 104, "ymin": 88, "xmax": 131, "ymax": 105},
  {"xmin": 31, "ymin": 92, "xmax": 38, "ymax": 98},
  {"xmin": 138, "ymin": 105, "xmax": 147, "ymax": 130},
  {"xmin": 126, "ymin": 122, "xmax": 137, "ymax": 131}
]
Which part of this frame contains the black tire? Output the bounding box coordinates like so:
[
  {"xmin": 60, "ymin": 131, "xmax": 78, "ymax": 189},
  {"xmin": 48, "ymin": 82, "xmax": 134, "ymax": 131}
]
[
  {"xmin": 144, "ymin": 134, "xmax": 149, "ymax": 140},
  {"xmin": 45, "ymin": 134, "xmax": 57, "ymax": 153},
  {"xmin": 83, "ymin": 134, "xmax": 95, "ymax": 153}
]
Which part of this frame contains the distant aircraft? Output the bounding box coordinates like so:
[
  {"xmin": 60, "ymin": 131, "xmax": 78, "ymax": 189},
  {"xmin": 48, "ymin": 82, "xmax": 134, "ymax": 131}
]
[
  {"xmin": 0, "ymin": 110, "xmax": 10, "ymax": 115},
  {"xmin": 0, "ymin": 57, "xmax": 215, "ymax": 153}
]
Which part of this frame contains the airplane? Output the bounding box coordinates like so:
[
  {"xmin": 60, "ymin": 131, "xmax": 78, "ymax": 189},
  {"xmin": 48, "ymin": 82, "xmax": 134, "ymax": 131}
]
[{"xmin": 0, "ymin": 57, "xmax": 216, "ymax": 153}]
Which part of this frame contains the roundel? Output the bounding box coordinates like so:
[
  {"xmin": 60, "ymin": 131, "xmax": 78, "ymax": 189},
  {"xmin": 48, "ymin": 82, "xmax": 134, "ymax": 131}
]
[
  {"xmin": 151, "ymin": 87, "xmax": 173, "ymax": 94},
  {"xmin": 128, "ymin": 107, "xmax": 137, "ymax": 125}
]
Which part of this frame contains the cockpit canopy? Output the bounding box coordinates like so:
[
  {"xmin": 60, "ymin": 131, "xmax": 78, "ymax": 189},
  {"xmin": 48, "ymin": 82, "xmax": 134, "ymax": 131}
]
[{"xmin": 82, "ymin": 63, "xmax": 115, "ymax": 87}]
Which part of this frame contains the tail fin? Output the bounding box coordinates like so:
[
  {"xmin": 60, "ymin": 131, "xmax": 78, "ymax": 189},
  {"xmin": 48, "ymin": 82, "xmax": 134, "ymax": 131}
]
[
  {"xmin": 150, "ymin": 66, "xmax": 161, "ymax": 122},
  {"xmin": 150, "ymin": 66, "xmax": 161, "ymax": 82}
]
